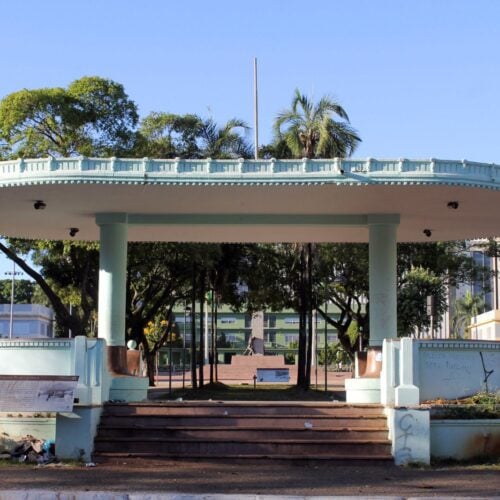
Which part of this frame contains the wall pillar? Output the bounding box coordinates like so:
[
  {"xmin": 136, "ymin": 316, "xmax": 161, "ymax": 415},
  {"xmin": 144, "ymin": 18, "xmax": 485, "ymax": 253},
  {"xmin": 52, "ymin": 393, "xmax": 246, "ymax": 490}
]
[
  {"xmin": 98, "ymin": 221, "xmax": 128, "ymax": 374},
  {"xmin": 368, "ymin": 218, "xmax": 398, "ymax": 346}
]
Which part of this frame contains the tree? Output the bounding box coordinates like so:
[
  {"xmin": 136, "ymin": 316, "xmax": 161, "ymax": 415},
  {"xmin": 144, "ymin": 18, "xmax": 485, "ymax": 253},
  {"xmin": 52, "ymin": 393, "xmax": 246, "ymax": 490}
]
[
  {"xmin": 0, "ymin": 239, "xmax": 99, "ymax": 337},
  {"xmin": 198, "ymin": 118, "xmax": 252, "ymax": 159},
  {"xmin": 273, "ymin": 89, "xmax": 361, "ymax": 159},
  {"xmin": 136, "ymin": 112, "xmax": 202, "ymax": 158},
  {"xmin": 397, "ymin": 267, "xmax": 447, "ymax": 338},
  {"xmin": 256, "ymin": 89, "xmax": 362, "ymax": 388},
  {"xmin": 452, "ymin": 291, "xmax": 485, "ymax": 338},
  {"xmin": 136, "ymin": 113, "xmax": 252, "ymax": 160},
  {"xmin": 0, "ymin": 76, "xmax": 138, "ymax": 158},
  {"xmin": 240, "ymin": 242, "xmax": 488, "ymax": 365},
  {"xmin": 0, "ymin": 278, "xmax": 37, "ymax": 304}
]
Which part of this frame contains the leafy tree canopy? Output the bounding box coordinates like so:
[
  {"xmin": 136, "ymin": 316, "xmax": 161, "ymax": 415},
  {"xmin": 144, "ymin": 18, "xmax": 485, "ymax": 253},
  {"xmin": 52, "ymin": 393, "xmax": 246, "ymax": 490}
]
[
  {"xmin": 0, "ymin": 76, "xmax": 138, "ymax": 158},
  {"xmin": 0, "ymin": 278, "xmax": 37, "ymax": 304},
  {"xmin": 136, "ymin": 113, "xmax": 252, "ymax": 159}
]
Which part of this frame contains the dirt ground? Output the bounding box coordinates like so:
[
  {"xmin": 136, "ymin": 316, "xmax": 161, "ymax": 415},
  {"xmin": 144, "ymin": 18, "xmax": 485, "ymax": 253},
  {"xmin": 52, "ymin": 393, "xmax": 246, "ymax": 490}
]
[{"xmin": 0, "ymin": 458, "xmax": 499, "ymax": 497}]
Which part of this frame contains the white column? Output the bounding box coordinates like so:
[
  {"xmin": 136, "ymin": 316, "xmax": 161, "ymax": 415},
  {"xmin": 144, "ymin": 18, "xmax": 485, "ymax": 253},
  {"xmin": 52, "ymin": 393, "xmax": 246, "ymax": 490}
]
[
  {"xmin": 98, "ymin": 222, "xmax": 128, "ymax": 347},
  {"xmin": 369, "ymin": 219, "xmax": 398, "ymax": 346}
]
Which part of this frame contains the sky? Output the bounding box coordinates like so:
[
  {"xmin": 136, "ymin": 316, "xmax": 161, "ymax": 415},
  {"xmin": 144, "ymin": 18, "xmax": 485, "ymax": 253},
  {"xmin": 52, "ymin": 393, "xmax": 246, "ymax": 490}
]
[{"xmin": 1, "ymin": 0, "xmax": 500, "ymax": 276}]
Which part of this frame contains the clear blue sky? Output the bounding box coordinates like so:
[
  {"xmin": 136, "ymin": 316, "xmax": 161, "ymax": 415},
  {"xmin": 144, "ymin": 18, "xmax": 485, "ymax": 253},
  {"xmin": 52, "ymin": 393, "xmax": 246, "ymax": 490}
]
[{"xmin": 1, "ymin": 0, "xmax": 500, "ymax": 276}]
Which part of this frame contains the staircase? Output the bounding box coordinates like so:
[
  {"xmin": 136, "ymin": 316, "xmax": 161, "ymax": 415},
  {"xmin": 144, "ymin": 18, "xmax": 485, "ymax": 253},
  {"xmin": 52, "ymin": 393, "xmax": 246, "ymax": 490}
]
[{"xmin": 93, "ymin": 401, "xmax": 392, "ymax": 461}]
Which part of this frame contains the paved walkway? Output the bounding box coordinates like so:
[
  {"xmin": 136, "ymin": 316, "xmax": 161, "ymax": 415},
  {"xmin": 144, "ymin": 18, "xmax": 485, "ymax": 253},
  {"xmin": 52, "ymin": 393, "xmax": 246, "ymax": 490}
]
[
  {"xmin": 0, "ymin": 458, "xmax": 498, "ymax": 499},
  {"xmin": 1, "ymin": 494, "xmax": 497, "ymax": 500}
]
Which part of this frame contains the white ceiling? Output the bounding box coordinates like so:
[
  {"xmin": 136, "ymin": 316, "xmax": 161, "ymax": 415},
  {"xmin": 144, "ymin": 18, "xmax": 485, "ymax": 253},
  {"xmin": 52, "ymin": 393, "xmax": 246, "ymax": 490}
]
[{"xmin": 0, "ymin": 182, "xmax": 498, "ymax": 243}]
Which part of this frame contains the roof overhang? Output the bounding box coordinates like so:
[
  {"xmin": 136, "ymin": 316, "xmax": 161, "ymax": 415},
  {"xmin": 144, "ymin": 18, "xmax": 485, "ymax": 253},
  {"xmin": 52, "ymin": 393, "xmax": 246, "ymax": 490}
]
[{"xmin": 1, "ymin": 157, "xmax": 499, "ymax": 243}]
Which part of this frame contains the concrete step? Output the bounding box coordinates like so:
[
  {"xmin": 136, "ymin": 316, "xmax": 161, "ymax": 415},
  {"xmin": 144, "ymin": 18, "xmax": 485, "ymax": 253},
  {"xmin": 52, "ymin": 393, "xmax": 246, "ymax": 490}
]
[
  {"xmin": 94, "ymin": 451, "xmax": 393, "ymax": 461},
  {"xmin": 94, "ymin": 402, "xmax": 391, "ymax": 461},
  {"xmin": 103, "ymin": 402, "xmax": 384, "ymax": 417},
  {"xmin": 93, "ymin": 437, "xmax": 392, "ymax": 457},
  {"xmin": 97, "ymin": 426, "xmax": 389, "ymax": 441},
  {"xmin": 99, "ymin": 414, "xmax": 387, "ymax": 428}
]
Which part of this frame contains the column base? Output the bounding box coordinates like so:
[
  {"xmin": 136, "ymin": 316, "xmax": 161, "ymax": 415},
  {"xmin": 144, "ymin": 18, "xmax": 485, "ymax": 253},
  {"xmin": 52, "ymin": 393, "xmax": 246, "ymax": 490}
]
[
  {"xmin": 107, "ymin": 345, "xmax": 129, "ymax": 375},
  {"xmin": 355, "ymin": 347, "xmax": 383, "ymax": 378}
]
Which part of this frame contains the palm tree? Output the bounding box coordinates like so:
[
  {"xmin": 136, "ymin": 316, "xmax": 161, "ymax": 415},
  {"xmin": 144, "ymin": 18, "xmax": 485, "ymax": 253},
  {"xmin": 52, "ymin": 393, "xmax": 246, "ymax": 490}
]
[
  {"xmin": 274, "ymin": 89, "xmax": 361, "ymax": 159},
  {"xmin": 452, "ymin": 291, "xmax": 484, "ymax": 338},
  {"xmin": 199, "ymin": 118, "xmax": 252, "ymax": 159}
]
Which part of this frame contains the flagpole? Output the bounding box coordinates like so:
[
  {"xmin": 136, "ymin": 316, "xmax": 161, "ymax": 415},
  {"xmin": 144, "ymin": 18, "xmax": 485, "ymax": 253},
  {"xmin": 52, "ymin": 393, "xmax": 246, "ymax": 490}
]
[{"xmin": 253, "ymin": 57, "xmax": 259, "ymax": 160}]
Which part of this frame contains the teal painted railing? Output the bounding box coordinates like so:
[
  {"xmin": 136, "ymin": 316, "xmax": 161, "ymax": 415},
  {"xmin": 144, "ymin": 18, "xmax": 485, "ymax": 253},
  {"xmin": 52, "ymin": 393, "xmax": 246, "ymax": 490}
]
[{"xmin": 1, "ymin": 157, "xmax": 499, "ymax": 188}]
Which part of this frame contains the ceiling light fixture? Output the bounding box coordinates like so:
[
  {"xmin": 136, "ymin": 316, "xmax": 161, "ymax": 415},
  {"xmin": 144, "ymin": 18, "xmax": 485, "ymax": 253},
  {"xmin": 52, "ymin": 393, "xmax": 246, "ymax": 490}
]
[{"xmin": 33, "ymin": 200, "xmax": 46, "ymax": 210}]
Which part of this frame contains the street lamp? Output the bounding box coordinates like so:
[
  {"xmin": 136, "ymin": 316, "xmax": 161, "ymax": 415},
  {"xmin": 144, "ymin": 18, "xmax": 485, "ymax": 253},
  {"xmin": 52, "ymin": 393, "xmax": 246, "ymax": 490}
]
[
  {"xmin": 5, "ymin": 262, "xmax": 22, "ymax": 339},
  {"xmin": 183, "ymin": 305, "xmax": 191, "ymax": 389}
]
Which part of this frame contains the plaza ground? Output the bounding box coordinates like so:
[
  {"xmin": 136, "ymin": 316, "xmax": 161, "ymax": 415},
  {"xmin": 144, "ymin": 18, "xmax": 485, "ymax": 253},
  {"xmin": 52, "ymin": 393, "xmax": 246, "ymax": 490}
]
[{"xmin": 0, "ymin": 457, "xmax": 498, "ymax": 497}]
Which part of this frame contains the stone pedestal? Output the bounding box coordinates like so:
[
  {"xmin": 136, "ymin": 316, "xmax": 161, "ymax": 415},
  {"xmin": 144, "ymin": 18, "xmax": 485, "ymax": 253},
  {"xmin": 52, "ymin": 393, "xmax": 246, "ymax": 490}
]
[
  {"xmin": 387, "ymin": 408, "xmax": 430, "ymax": 465},
  {"xmin": 345, "ymin": 377, "xmax": 381, "ymax": 403},
  {"xmin": 109, "ymin": 375, "xmax": 149, "ymax": 402}
]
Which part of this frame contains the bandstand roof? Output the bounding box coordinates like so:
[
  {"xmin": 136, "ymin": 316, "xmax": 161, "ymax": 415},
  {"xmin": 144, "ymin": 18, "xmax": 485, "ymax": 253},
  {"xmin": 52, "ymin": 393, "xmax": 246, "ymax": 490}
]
[{"xmin": 0, "ymin": 157, "xmax": 499, "ymax": 244}]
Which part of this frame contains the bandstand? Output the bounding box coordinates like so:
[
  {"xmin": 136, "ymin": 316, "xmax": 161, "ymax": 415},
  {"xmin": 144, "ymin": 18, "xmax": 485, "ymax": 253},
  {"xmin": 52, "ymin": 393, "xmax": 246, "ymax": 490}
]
[{"xmin": 0, "ymin": 157, "xmax": 499, "ymax": 463}]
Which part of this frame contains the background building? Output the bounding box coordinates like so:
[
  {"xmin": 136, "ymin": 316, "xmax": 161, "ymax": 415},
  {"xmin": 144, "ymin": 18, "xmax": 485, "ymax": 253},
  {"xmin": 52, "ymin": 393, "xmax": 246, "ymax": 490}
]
[
  {"xmin": 160, "ymin": 305, "xmax": 340, "ymax": 369},
  {"xmin": 0, "ymin": 304, "xmax": 54, "ymax": 339}
]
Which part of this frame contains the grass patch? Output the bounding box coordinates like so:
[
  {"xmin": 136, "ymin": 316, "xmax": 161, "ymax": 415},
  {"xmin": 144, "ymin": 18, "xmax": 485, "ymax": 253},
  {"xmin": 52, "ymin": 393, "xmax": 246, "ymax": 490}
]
[
  {"xmin": 427, "ymin": 392, "xmax": 500, "ymax": 419},
  {"xmin": 149, "ymin": 382, "xmax": 343, "ymax": 402}
]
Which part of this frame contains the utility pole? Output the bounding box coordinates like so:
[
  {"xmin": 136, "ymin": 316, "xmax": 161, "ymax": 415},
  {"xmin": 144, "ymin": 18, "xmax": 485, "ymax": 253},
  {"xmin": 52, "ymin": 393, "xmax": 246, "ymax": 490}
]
[{"xmin": 5, "ymin": 261, "xmax": 22, "ymax": 339}]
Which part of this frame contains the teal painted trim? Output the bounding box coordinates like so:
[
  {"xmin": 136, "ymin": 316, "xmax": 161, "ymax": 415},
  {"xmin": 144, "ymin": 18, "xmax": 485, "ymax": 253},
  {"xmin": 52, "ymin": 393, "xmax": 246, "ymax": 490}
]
[
  {"xmin": 0, "ymin": 340, "xmax": 71, "ymax": 349},
  {"xmin": 1, "ymin": 158, "xmax": 500, "ymax": 190},
  {"xmin": 367, "ymin": 214, "xmax": 400, "ymax": 225},
  {"xmin": 95, "ymin": 213, "xmax": 128, "ymax": 225},
  {"xmin": 95, "ymin": 213, "xmax": 399, "ymax": 227}
]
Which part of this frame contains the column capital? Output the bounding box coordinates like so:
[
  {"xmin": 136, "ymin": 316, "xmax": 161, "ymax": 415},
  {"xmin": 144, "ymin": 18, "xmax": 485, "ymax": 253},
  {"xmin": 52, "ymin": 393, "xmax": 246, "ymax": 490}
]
[
  {"xmin": 95, "ymin": 213, "xmax": 129, "ymax": 225},
  {"xmin": 367, "ymin": 214, "xmax": 400, "ymax": 226}
]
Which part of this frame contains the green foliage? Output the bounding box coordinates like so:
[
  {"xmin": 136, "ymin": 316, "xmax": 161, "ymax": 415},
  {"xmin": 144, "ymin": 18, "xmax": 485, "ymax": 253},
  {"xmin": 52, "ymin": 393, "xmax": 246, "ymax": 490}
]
[
  {"xmin": 317, "ymin": 342, "xmax": 352, "ymax": 367},
  {"xmin": 198, "ymin": 118, "xmax": 252, "ymax": 159},
  {"xmin": 239, "ymin": 241, "xmax": 488, "ymax": 360},
  {"xmin": 136, "ymin": 112, "xmax": 202, "ymax": 158},
  {"xmin": 0, "ymin": 76, "xmax": 138, "ymax": 158},
  {"xmin": 397, "ymin": 267, "xmax": 447, "ymax": 337},
  {"xmin": 452, "ymin": 291, "xmax": 485, "ymax": 338},
  {"xmin": 136, "ymin": 113, "xmax": 252, "ymax": 159},
  {"xmin": 0, "ymin": 238, "xmax": 100, "ymax": 337},
  {"xmin": 0, "ymin": 279, "xmax": 37, "ymax": 303},
  {"xmin": 272, "ymin": 89, "xmax": 361, "ymax": 159},
  {"xmin": 429, "ymin": 392, "xmax": 500, "ymax": 419}
]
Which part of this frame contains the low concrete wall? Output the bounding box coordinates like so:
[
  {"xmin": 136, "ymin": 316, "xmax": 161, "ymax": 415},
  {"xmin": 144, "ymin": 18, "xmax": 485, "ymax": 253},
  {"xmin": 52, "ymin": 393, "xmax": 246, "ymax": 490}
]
[
  {"xmin": 417, "ymin": 341, "xmax": 500, "ymax": 401},
  {"xmin": 430, "ymin": 419, "xmax": 500, "ymax": 460},
  {"xmin": 0, "ymin": 336, "xmax": 111, "ymax": 406},
  {"xmin": 0, "ymin": 337, "xmax": 148, "ymax": 462},
  {"xmin": 0, "ymin": 414, "xmax": 55, "ymax": 452},
  {"xmin": 0, "ymin": 339, "xmax": 72, "ymax": 375},
  {"xmin": 382, "ymin": 338, "xmax": 500, "ymax": 405}
]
